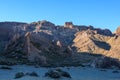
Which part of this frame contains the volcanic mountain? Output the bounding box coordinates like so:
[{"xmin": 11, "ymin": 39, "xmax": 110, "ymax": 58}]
[{"xmin": 0, "ymin": 20, "xmax": 120, "ymax": 68}]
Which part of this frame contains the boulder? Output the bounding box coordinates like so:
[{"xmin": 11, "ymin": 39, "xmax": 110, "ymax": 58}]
[
  {"xmin": 14, "ymin": 72, "xmax": 25, "ymax": 79},
  {"xmin": 61, "ymin": 71, "xmax": 71, "ymax": 78},
  {"xmin": 45, "ymin": 70, "xmax": 61, "ymax": 78},
  {"xmin": 26, "ymin": 72, "xmax": 39, "ymax": 77}
]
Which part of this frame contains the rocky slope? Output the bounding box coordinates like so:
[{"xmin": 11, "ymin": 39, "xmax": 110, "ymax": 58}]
[
  {"xmin": 73, "ymin": 28, "xmax": 120, "ymax": 61},
  {"xmin": 0, "ymin": 20, "xmax": 120, "ymax": 68}
]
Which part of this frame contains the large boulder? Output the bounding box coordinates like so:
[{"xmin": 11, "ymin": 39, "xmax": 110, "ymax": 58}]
[
  {"xmin": 14, "ymin": 72, "xmax": 25, "ymax": 79},
  {"xmin": 45, "ymin": 68, "xmax": 71, "ymax": 78},
  {"xmin": 45, "ymin": 70, "xmax": 61, "ymax": 78}
]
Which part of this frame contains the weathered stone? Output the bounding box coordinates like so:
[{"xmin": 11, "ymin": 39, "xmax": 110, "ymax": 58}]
[
  {"xmin": 14, "ymin": 72, "xmax": 25, "ymax": 79},
  {"xmin": 26, "ymin": 72, "xmax": 39, "ymax": 77},
  {"xmin": 45, "ymin": 70, "xmax": 61, "ymax": 78},
  {"xmin": 61, "ymin": 71, "xmax": 71, "ymax": 78},
  {"xmin": 45, "ymin": 68, "xmax": 71, "ymax": 78}
]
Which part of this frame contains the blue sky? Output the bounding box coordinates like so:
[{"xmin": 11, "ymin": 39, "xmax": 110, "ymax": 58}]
[{"xmin": 0, "ymin": 0, "xmax": 120, "ymax": 32}]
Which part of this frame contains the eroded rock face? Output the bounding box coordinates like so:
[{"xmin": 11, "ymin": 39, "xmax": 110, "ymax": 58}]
[
  {"xmin": 0, "ymin": 20, "xmax": 120, "ymax": 67},
  {"xmin": 73, "ymin": 29, "xmax": 111, "ymax": 54},
  {"xmin": 72, "ymin": 28, "xmax": 120, "ymax": 62},
  {"xmin": 0, "ymin": 22, "xmax": 27, "ymax": 52}
]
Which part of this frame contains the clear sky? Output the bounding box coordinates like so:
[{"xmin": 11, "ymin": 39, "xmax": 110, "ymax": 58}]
[{"xmin": 0, "ymin": 0, "xmax": 120, "ymax": 32}]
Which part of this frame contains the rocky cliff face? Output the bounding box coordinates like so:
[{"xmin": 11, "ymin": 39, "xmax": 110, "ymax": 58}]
[
  {"xmin": 0, "ymin": 20, "xmax": 120, "ymax": 67},
  {"xmin": 0, "ymin": 22, "xmax": 27, "ymax": 52},
  {"xmin": 73, "ymin": 29, "xmax": 111, "ymax": 54}
]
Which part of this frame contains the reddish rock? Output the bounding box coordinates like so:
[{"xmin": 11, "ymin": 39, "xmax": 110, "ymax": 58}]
[{"xmin": 64, "ymin": 22, "xmax": 73, "ymax": 28}]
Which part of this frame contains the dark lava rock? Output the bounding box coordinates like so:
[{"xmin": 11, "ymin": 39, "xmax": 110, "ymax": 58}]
[
  {"xmin": 45, "ymin": 68, "xmax": 71, "ymax": 79},
  {"xmin": 55, "ymin": 68, "xmax": 71, "ymax": 78},
  {"xmin": 26, "ymin": 72, "xmax": 39, "ymax": 77},
  {"xmin": 14, "ymin": 72, "xmax": 25, "ymax": 79},
  {"xmin": 112, "ymin": 70, "xmax": 119, "ymax": 73},
  {"xmin": 0, "ymin": 60, "xmax": 15, "ymax": 66},
  {"xmin": 95, "ymin": 28, "xmax": 112, "ymax": 36},
  {"xmin": 61, "ymin": 71, "xmax": 71, "ymax": 78},
  {"xmin": 94, "ymin": 57, "xmax": 120, "ymax": 69},
  {"xmin": 45, "ymin": 70, "xmax": 61, "ymax": 78},
  {"xmin": 0, "ymin": 66, "xmax": 12, "ymax": 70},
  {"xmin": 100, "ymin": 69, "xmax": 107, "ymax": 71}
]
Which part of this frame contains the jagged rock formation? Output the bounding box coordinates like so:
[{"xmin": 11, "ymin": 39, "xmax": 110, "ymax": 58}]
[
  {"xmin": 106, "ymin": 36, "xmax": 120, "ymax": 60},
  {"xmin": 0, "ymin": 20, "xmax": 120, "ymax": 67},
  {"xmin": 73, "ymin": 29, "xmax": 120, "ymax": 60},
  {"xmin": 64, "ymin": 22, "xmax": 73, "ymax": 28},
  {"xmin": 0, "ymin": 22, "xmax": 26, "ymax": 52},
  {"xmin": 73, "ymin": 29, "xmax": 111, "ymax": 54},
  {"xmin": 115, "ymin": 26, "xmax": 120, "ymax": 35}
]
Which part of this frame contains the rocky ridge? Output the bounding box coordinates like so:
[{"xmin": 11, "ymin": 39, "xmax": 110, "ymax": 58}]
[{"xmin": 0, "ymin": 20, "xmax": 120, "ymax": 68}]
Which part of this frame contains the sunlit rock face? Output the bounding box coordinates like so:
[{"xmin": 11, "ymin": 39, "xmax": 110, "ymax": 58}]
[{"xmin": 115, "ymin": 26, "xmax": 120, "ymax": 35}]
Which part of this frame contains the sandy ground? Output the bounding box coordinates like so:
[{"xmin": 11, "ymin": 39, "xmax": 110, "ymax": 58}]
[{"xmin": 0, "ymin": 65, "xmax": 120, "ymax": 80}]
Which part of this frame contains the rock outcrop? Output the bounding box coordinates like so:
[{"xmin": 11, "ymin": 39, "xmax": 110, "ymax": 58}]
[
  {"xmin": 115, "ymin": 26, "xmax": 120, "ymax": 35},
  {"xmin": 64, "ymin": 22, "xmax": 73, "ymax": 28},
  {"xmin": 73, "ymin": 29, "xmax": 111, "ymax": 53},
  {"xmin": 0, "ymin": 22, "xmax": 26, "ymax": 52}
]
